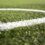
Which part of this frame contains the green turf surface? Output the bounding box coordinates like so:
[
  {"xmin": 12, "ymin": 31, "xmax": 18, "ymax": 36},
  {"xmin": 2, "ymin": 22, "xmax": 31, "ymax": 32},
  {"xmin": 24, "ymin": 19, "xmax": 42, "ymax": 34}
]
[
  {"xmin": 0, "ymin": 0, "xmax": 45, "ymax": 10},
  {"xmin": 0, "ymin": 23, "xmax": 45, "ymax": 45},
  {"xmin": 0, "ymin": 11, "xmax": 45, "ymax": 22},
  {"xmin": 0, "ymin": 0, "xmax": 45, "ymax": 45}
]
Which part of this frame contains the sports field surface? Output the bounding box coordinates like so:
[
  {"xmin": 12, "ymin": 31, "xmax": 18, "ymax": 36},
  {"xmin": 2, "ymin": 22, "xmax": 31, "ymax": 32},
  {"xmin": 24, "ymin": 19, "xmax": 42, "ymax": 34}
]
[
  {"xmin": 0, "ymin": 0, "xmax": 45, "ymax": 45},
  {"xmin": 0, "ymin": 0, "xmax": 45, "ymax": 10}
]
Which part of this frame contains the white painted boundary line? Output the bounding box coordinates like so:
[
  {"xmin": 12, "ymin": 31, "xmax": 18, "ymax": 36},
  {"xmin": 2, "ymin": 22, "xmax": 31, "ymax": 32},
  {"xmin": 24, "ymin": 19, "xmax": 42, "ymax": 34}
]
[
  {"xmin": 0, "ymin": 17, "xmax": 45, "ymax": 31},
  {"xmin": 0, "ymin": 8, "xmax": 45, "ymax": 13}
]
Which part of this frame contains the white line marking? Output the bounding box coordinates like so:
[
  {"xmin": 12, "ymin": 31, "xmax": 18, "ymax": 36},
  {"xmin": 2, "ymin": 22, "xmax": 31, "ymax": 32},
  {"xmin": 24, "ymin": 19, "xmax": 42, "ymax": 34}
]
[
  {"xmin": 0, "ymin": 8, "xmax": 45, "ymax": 13},
  {"xmin": 0, "ymin": 17, "xmax": 45, "ymax": 31}
]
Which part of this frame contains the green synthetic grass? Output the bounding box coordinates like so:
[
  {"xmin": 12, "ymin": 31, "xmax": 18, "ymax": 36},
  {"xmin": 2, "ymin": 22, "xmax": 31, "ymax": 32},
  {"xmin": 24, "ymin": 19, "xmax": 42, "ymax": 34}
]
[
  {"xmin": 0, "ymin": 0, "xmax": 45, "ymax": 5},
  {"xmin": 0, "ymin": 23, "xmax": 45, "ymax": 45},
  {"xmin": 0, "ymin": 11, "xmax": 45, "ymax": 22},
  {"xmin": 0, "ymin": 0, "xmax": 45, "ymax": 45},
  {"xmin": 0, "ymin": 0, "xmax": 45, "ymax": 9}
]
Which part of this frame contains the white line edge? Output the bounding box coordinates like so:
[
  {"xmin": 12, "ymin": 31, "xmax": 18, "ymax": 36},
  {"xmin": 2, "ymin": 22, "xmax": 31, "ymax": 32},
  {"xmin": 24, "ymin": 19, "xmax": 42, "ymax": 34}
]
[
  {"xmin": 0, "ymin": 17, "xmax": 45, "ymax": 31},
  {"xmin": 0, "ymin": 8, "xmax": 45, "ymax": 13}
]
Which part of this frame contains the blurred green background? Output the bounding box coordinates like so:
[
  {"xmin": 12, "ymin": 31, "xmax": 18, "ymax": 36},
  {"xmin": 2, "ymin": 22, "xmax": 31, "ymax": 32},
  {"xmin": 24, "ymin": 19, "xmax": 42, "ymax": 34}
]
[{"xmin": 0, "ymin": 0, "xmax": 45, "ymax": 9}]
